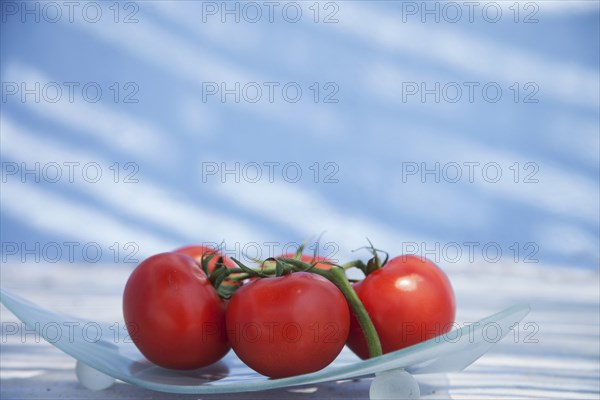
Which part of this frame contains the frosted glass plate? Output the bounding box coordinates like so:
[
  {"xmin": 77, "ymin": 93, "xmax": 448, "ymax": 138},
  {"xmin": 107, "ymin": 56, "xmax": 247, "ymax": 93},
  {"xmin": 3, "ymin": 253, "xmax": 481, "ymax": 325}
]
[{"xmin": 0, "ymin": 288, "xmax": 529, "ymax": 394}]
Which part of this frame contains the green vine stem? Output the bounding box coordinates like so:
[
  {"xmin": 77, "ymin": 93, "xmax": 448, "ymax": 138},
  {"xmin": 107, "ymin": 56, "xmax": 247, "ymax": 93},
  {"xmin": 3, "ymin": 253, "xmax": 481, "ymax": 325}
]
[
  {"xmin": 220, "ymin": 265, "xmax": 278, "ymax": 282},
  {"xmin": 340, "ymin": 259, "xmax": 367, "ymax": 272}
]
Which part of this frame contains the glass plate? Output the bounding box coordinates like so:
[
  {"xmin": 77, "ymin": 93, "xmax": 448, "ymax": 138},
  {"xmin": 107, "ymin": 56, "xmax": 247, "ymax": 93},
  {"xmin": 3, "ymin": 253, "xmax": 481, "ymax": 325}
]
[{"xmin": 0, "ymin": 288, "xmax": 529, "ymax": 394}]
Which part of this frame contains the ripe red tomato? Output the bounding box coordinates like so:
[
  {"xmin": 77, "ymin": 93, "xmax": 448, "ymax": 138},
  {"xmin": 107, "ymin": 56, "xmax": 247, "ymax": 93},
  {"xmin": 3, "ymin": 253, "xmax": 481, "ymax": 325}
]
[
  {"xmin": 346, "ymin": 255, "xmax": 455, "ymax": 359},
  {"xmin": 123, "ymin": 252, "xmax": 230, "ymax": 369},
  {"xmin": 174, "ymin": 245, "xmax": 235, "ymax": 273},
  {"xmin": 226, "ymin": 272, "xmax": 350, "ymax": 378},
  {"xmin": 277, "ymin": 253, "xmax": 333, "ymax": 270},
  {"xmin": 174, "ymin": 245, "xmax": 240, "ymax": 288}
]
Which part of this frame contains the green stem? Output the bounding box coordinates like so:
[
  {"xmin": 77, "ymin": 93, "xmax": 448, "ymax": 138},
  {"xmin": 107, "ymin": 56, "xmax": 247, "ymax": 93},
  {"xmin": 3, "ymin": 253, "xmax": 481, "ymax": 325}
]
[
  {"xmin": 306, "ymin": 267, "xmax": 382, "ymax": 358},
  {"xmin": 226, "ymin": 272, "xmax": 250, "ymax": 282},
  {"xmin": 222, "ymin": 265, "xmax": 278, "ymax": 282},
  {"xmin": 340, "ymin": 260, "xmax": 368, "ymax": 273}
]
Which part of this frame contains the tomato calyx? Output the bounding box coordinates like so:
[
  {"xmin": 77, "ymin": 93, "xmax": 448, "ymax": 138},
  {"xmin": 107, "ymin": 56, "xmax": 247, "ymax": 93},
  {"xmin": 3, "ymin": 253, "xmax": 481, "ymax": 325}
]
[
  {"xmin": 199, "ymin": 253, "xmax": 221, "ymax": 280},
  {"xmin": 195, "ymin": 253, "xmax": 245, "ymax": 299},
  {"xmin": 348, "ymin": 239, "xmax": 390, "ymax": 277},
  {"xmin": 268, "ymin": 257, "xmax": 296, "ymax": 277},
  {"xmin": 207, "ymin": 256, "xmax": 293, "ymax": 298}
]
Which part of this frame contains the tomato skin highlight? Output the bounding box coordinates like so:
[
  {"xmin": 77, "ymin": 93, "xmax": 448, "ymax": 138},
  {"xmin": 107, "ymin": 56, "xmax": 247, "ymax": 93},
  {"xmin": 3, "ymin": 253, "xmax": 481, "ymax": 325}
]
[
  {"xmin": 226, "ymin": 272, "xmax": 350, "ymax": 378},
  {"xmin": 346, "ymin": 255, "xmax": 455, "ymax": 359},
  {"xmin": 123, "ymin": 252, "xmax": 230, "ymax": 370}
]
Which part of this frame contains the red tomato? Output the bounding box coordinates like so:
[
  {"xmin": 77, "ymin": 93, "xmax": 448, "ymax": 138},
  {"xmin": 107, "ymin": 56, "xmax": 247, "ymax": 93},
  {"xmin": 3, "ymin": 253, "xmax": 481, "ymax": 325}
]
[
  {"xmin": 277, "ymin": 253, "xmax": 333, "ymax": 270},
  {"xmin": 174, "ymin": 245, "xmax": 240, "ymax": 288},
  {"xmin": 174, "ymin": 245, "xmax": 235, "ymax": 273},
  {"xmin": 123, "ymin": 252, "xmax": 230, "ymax": 369},
  {"xmin": 226, "ymin": 272, "xmax": 350, "ymax": 378},
  {"xmin": 346, "ymin": 255, "xmax": 455, "ymax": 359}
]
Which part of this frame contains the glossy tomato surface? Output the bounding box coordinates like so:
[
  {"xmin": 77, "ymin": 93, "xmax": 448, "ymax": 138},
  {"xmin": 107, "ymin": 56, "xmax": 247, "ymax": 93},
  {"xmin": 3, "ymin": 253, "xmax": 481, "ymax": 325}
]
[
  {"xmin": 226, "ymin": 272, "xmax": 350, "ymax": 378},
  {"xmin": 123, "ymin": 252, "xmax": 230, "ymax": 369},
  {"xmin": 346, "ymin": 255, "xmax": 455, "ymax": 359}
]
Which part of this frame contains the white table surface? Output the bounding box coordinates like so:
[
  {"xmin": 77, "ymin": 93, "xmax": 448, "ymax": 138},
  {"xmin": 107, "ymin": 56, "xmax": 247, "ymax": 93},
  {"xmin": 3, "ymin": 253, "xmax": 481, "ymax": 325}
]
[{"xmin": 1, "ymin": 262, "xmax": 598, "ymax": 399}]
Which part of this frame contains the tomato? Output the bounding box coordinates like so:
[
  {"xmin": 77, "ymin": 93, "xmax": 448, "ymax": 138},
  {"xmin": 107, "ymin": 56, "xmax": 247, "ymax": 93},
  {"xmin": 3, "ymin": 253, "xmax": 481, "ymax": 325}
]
[
  {"xmin": 346, "ymin": 255, "xmax": 455, "ymax": 359},
  {"xmin": 277, "ymin": 253, "xmax": 333, "ymax": 270},
  {"xmin": 226, "ymin": 272, "xmax": 350, "ymax": 378},
  {"xmin": 123, "ymin": 252, "xmax": 230, "ymax": 369},
  {"xmin": 174, "ymin": 245, "xmax": 235, "ymax": 273},
  {"xmin": 174, "ymin": 245, "xmax": 241, "ymax": 289}
]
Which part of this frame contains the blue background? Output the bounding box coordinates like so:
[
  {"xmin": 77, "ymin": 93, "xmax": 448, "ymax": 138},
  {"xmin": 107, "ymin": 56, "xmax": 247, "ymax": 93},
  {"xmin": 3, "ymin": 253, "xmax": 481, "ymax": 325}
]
[{"xmin": 1, "ymin": 1, "xmax": 598, "ymax": 270}]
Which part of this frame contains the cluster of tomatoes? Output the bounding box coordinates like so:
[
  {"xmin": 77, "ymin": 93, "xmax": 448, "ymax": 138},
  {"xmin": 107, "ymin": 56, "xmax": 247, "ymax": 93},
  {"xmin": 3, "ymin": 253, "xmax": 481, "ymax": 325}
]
[{"xmin": 122, "ymin": 244, "xmax": 455, "ymax": 378}]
